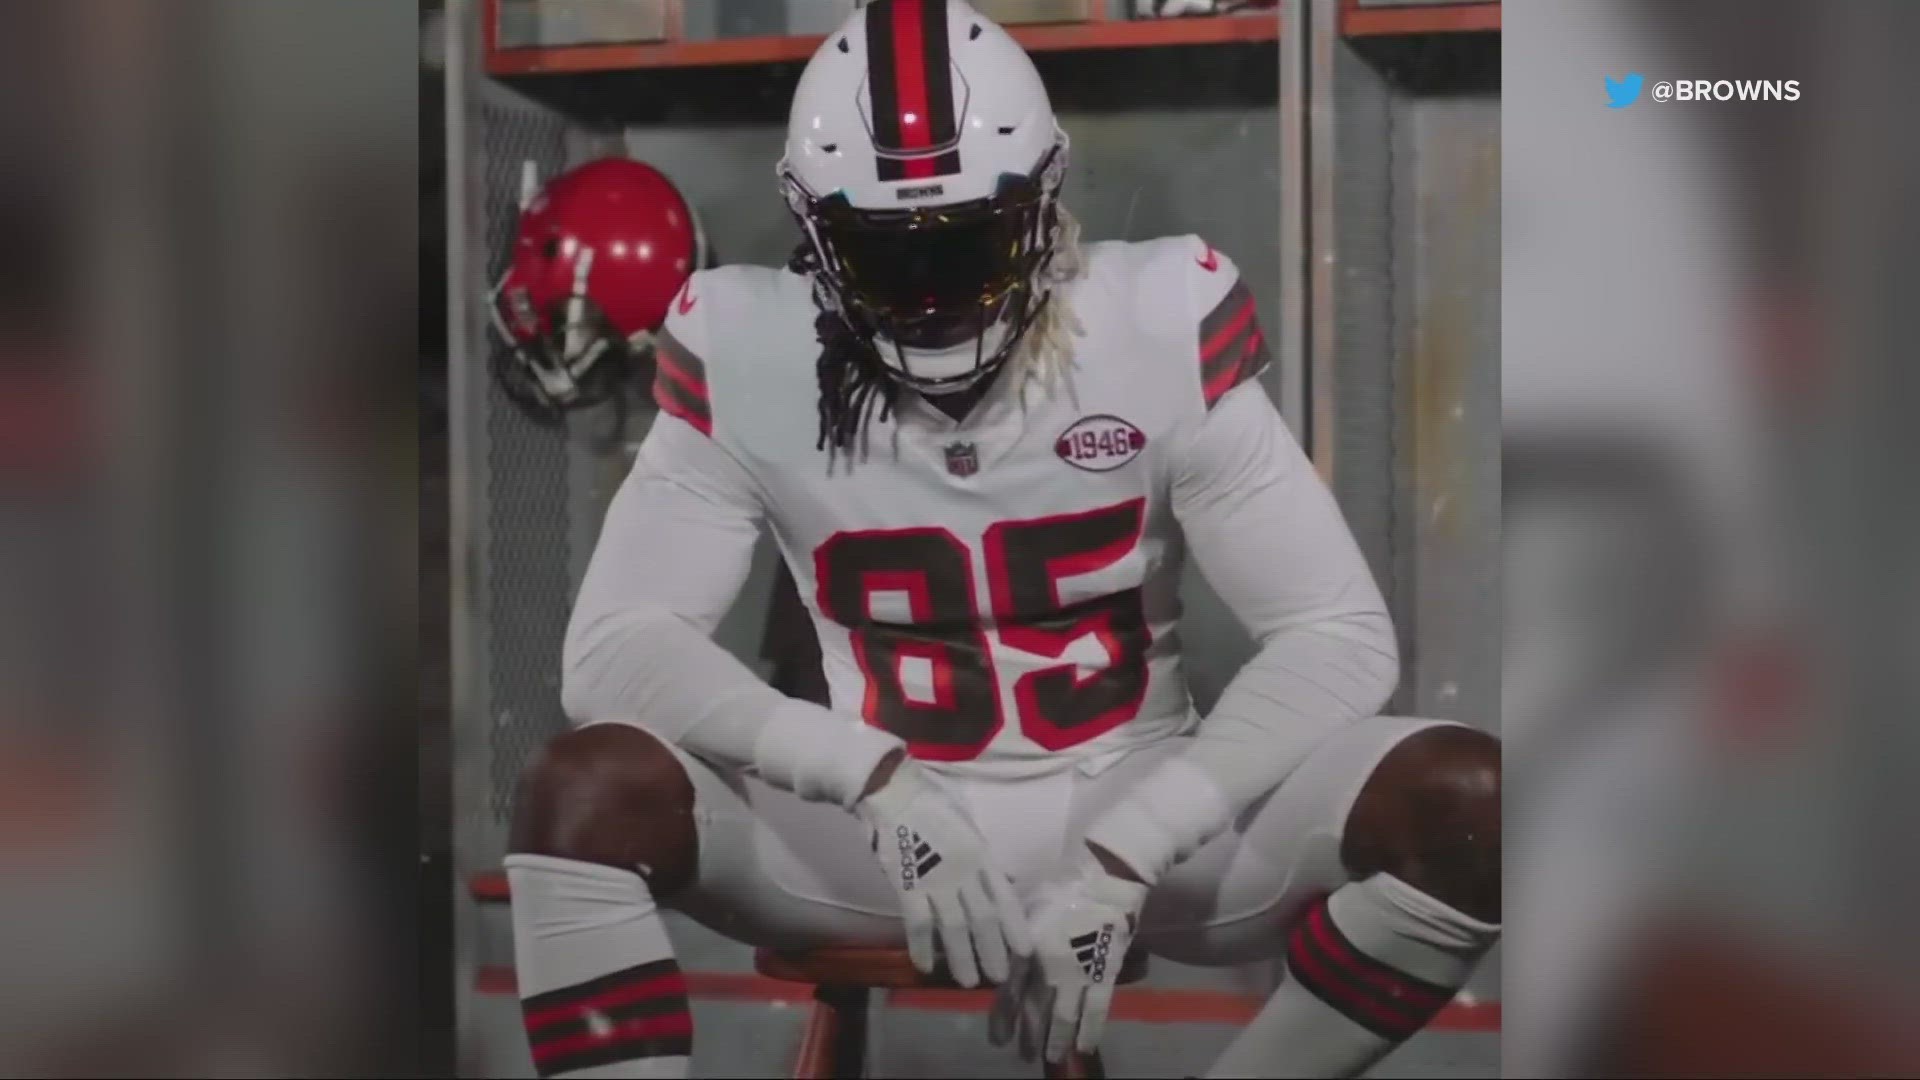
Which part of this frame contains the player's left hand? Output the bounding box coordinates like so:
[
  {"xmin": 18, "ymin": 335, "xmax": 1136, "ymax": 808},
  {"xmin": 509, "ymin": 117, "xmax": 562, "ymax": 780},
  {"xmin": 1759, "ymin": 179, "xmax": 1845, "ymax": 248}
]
[{"xmin": 989, "ymin": 845, "xmax": 1149, "ymax": 1063}]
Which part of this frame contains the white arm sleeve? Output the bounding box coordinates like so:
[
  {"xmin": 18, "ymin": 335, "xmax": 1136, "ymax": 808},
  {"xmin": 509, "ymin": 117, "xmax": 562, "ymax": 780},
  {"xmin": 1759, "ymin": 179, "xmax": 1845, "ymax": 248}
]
[
  {"xmin": 1083, "ymin": 382, "xmax": 1401, "ymax": 881},
  {"xmin": 562, "ymin": 416, "xmax": 902, "ymax": 808}
]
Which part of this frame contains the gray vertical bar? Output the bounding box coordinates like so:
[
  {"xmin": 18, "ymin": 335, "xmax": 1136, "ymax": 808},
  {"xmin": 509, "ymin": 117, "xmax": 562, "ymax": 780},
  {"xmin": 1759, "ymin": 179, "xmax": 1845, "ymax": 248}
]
[
  {"xmin": 442, "ymin": 0, "xmax": 483, "ymax": 1059},
  {"xmin": 1276, "ymin": 0, "xmax": 1308, "ymax": 435},
  {"xmin": 1307, "ymin": 0, "xmax": 1339, "ymax": 474}
]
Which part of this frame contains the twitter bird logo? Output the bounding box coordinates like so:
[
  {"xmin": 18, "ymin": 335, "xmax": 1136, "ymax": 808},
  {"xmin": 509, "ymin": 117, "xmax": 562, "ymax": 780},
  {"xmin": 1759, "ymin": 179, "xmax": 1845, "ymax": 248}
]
[{"xmin": 1605, "ymin": 73, "xmax": 1643, "ymax": 108}]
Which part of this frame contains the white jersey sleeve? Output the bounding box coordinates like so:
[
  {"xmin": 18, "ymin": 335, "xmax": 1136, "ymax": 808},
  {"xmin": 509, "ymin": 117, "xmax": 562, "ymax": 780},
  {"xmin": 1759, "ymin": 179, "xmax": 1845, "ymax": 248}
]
[
  {"xmin": 1172, "ymin": 382, "xmax": 1400, "ymax": 791},
  {"xmin": 561, "ymin": 272, "xmax": 904, "ymax": 809},
  {"xmin": 1082, "ymin": 245, "xmax": 1400, "ymax": 883}
]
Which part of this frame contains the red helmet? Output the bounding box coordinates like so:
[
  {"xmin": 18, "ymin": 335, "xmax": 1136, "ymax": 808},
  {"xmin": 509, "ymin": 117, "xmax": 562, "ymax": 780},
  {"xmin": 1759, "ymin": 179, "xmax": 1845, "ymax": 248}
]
[{"xmin": 490, "ymin": 157, "xmax": 702, "ymax": 415}]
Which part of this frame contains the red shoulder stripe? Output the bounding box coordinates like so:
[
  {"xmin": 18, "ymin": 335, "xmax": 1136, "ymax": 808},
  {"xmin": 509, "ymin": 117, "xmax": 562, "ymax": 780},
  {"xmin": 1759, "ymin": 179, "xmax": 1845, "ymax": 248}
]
[
  {"xmin": 1203, "ymin": 328, "xmax": 1270, "ymax": 408},
  {"xmin": 1201, "ymin": 293, "xmax": 1258, "ymax": 364},
  {"xmin": 651, "ymin": 329, "xmax": 712, "ymax": 436},
  {"xmin": 1197, "ymin": 280, "xmax": 1272, "ymax": 409}
]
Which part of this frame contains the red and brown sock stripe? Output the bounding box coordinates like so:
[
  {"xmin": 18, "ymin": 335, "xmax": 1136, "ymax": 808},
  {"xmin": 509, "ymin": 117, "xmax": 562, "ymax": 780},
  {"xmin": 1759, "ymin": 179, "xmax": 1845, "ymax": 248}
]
[
  {"xmin": 652, "ymin": 329, "xmax": 711, "ymax": 437},
  {"xmin": 1198, "ymin": 279, "xmax": 1272, "ymax": 409},
  {"xmin": 1285, "ymin": 896, "xmax": 1454, "ymax": 1044},
  {"xmin": 866, "ymin": 0, "xmax": 962, "ymax": 182},
  {"xmin": 521, "ymin": 958, "xmax": 693, "ymax": 1078}
]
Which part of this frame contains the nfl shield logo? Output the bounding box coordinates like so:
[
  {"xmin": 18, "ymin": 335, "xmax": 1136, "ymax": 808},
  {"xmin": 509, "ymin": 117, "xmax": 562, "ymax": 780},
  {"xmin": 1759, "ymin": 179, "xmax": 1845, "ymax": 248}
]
[{"xmin": 944, "ymin": 441, "xmax": 979, "ymax": 477}]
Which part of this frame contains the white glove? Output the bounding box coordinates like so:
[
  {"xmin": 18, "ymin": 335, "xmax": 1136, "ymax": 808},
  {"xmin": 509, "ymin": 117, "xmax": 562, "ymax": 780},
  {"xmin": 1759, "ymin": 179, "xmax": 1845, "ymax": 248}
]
[
  {"xmin": 991, "ymin": 850, "xmax": 1149, "ymax": 1063},
  {"xmin": 854, "ymin": 759, "xmax": 1033, "ymax": 987}
]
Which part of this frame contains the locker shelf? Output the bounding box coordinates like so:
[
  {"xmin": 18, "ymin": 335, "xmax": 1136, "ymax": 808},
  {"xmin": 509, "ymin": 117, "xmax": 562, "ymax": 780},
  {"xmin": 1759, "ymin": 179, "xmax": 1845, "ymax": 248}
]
[
  {"xmin": 484, "ymin": 10, "xmax": 1282, "ymax": 77},
  {"xmin": 1341, "ymin": 1, "xmax": 1499, "ymax": 38}
]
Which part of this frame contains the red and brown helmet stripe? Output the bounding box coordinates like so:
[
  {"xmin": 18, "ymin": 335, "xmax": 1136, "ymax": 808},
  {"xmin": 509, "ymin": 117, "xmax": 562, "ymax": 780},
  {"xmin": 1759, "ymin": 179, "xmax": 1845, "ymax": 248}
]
[{"xmin": 865, "ymin": 0, "xmax": 963, "ymax": 182}]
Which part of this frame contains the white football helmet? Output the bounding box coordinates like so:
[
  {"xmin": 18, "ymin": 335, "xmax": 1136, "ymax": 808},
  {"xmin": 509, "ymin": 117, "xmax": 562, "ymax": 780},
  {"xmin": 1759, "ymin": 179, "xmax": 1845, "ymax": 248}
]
[{"xmin": 779, "ymin": 0, "xmax": 1071, "ymax": 391}]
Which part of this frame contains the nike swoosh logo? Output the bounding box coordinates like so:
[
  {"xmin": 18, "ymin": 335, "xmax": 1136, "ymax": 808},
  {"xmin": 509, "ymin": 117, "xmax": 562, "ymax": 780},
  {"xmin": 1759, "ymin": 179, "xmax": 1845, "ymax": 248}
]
[
  {"xmin": 1197, "ymin": 243, "xmax": 1219, "ymax": 273},
  {"xmin": 676, "ymin": 282, "xmax": 697, "ymax": 315}
]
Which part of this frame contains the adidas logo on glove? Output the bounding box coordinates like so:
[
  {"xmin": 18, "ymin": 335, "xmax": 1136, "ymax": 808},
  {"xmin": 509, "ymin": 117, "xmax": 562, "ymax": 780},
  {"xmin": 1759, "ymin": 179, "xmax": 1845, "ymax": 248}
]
[
  {"xmin": 895, "ymin": 824, "xmax": 942, "ymax": 891},
  {"xmin": 1071, "ymin": 924, "xmax": 1114, "ymax": 983}
]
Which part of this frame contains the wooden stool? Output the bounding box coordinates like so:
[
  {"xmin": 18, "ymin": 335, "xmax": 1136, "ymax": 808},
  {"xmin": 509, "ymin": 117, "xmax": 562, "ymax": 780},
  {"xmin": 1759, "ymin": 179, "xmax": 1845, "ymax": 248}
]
[{"xmin": 757, "ymin": 945, "xmax": 1149, "ymax": 1080}]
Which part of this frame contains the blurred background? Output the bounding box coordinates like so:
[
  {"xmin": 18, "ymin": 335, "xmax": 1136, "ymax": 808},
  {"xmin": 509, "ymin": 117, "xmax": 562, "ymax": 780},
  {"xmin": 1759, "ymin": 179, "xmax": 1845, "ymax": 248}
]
[
  {"xmin": 0, "ymin": 0, "xmax": 420, "ymax": 1074},
  {"xmin": 434, "ymin": 0, "xmax": 1496, "ymax": 1076},
  {"xmin": 1503, "ymin": 1, "xmax": 1920, "ymax": 1075}
]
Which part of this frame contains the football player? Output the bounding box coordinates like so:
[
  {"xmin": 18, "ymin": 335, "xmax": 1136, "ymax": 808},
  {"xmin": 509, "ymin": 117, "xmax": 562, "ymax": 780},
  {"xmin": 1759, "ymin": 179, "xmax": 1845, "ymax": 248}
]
[{"xmin": 504, "ymin": 3, "xmax": 1500, "ymax": 1078}]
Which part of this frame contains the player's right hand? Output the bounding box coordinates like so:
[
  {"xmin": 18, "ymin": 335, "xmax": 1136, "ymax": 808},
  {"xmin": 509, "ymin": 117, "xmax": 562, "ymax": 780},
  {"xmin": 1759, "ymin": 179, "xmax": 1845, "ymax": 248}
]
[{"xmin": 853, "ymin": 758, "xmax": 1033, "ymax": 987}]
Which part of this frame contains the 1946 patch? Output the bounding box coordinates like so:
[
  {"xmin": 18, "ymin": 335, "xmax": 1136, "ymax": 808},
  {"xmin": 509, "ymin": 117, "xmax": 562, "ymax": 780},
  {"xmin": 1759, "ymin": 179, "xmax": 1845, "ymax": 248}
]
[{"xmin": 1055, "ymin": 415, "xmax": 1147, "ymax": 472}]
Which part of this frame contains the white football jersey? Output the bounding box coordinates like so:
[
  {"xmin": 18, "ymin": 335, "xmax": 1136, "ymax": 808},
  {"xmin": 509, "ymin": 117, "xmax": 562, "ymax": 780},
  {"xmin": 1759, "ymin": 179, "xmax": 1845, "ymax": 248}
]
[{"xmin": 650, "ymin": 235, "xmax": 1272, "ymax": 776}]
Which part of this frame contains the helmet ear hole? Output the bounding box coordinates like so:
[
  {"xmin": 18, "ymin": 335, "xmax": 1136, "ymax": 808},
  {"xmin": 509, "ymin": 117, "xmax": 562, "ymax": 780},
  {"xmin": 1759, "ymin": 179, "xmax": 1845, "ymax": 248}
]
[{"xmin": 541, "ymin": 236, "xmax": 560, "ymax": 261}]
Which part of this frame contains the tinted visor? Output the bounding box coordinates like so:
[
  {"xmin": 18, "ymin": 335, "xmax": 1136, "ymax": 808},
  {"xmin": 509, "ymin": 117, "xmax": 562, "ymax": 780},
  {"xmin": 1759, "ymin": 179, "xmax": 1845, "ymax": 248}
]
[{"xmin": 812, "ymin": 179, "xmax": 1047, "ymax": 328}]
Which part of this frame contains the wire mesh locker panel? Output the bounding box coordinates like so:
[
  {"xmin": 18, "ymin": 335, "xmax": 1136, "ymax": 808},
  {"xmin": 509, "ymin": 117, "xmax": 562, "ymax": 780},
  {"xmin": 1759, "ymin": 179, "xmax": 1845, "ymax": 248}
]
[{"xmin": 461, "ymin": 82, "xmax": 576, "ymax": 873}]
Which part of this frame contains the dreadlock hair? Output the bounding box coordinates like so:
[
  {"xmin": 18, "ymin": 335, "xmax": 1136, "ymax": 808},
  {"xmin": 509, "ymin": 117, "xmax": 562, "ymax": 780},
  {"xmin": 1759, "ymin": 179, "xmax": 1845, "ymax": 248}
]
[{"xmin": 790, "ymin": 242, "xmax": 900, "ymax": 456}]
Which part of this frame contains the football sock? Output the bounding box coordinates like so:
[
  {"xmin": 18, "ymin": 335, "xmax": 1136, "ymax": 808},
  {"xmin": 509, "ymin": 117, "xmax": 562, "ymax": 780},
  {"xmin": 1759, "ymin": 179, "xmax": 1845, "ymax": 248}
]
[
  {"xmin": 1207, "ymin": 873, "xmax": 1498, "ymax": 1078},
  {"xmin": 507, "ymin": 854, "xmax": 692, "ymax": 1079}
]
